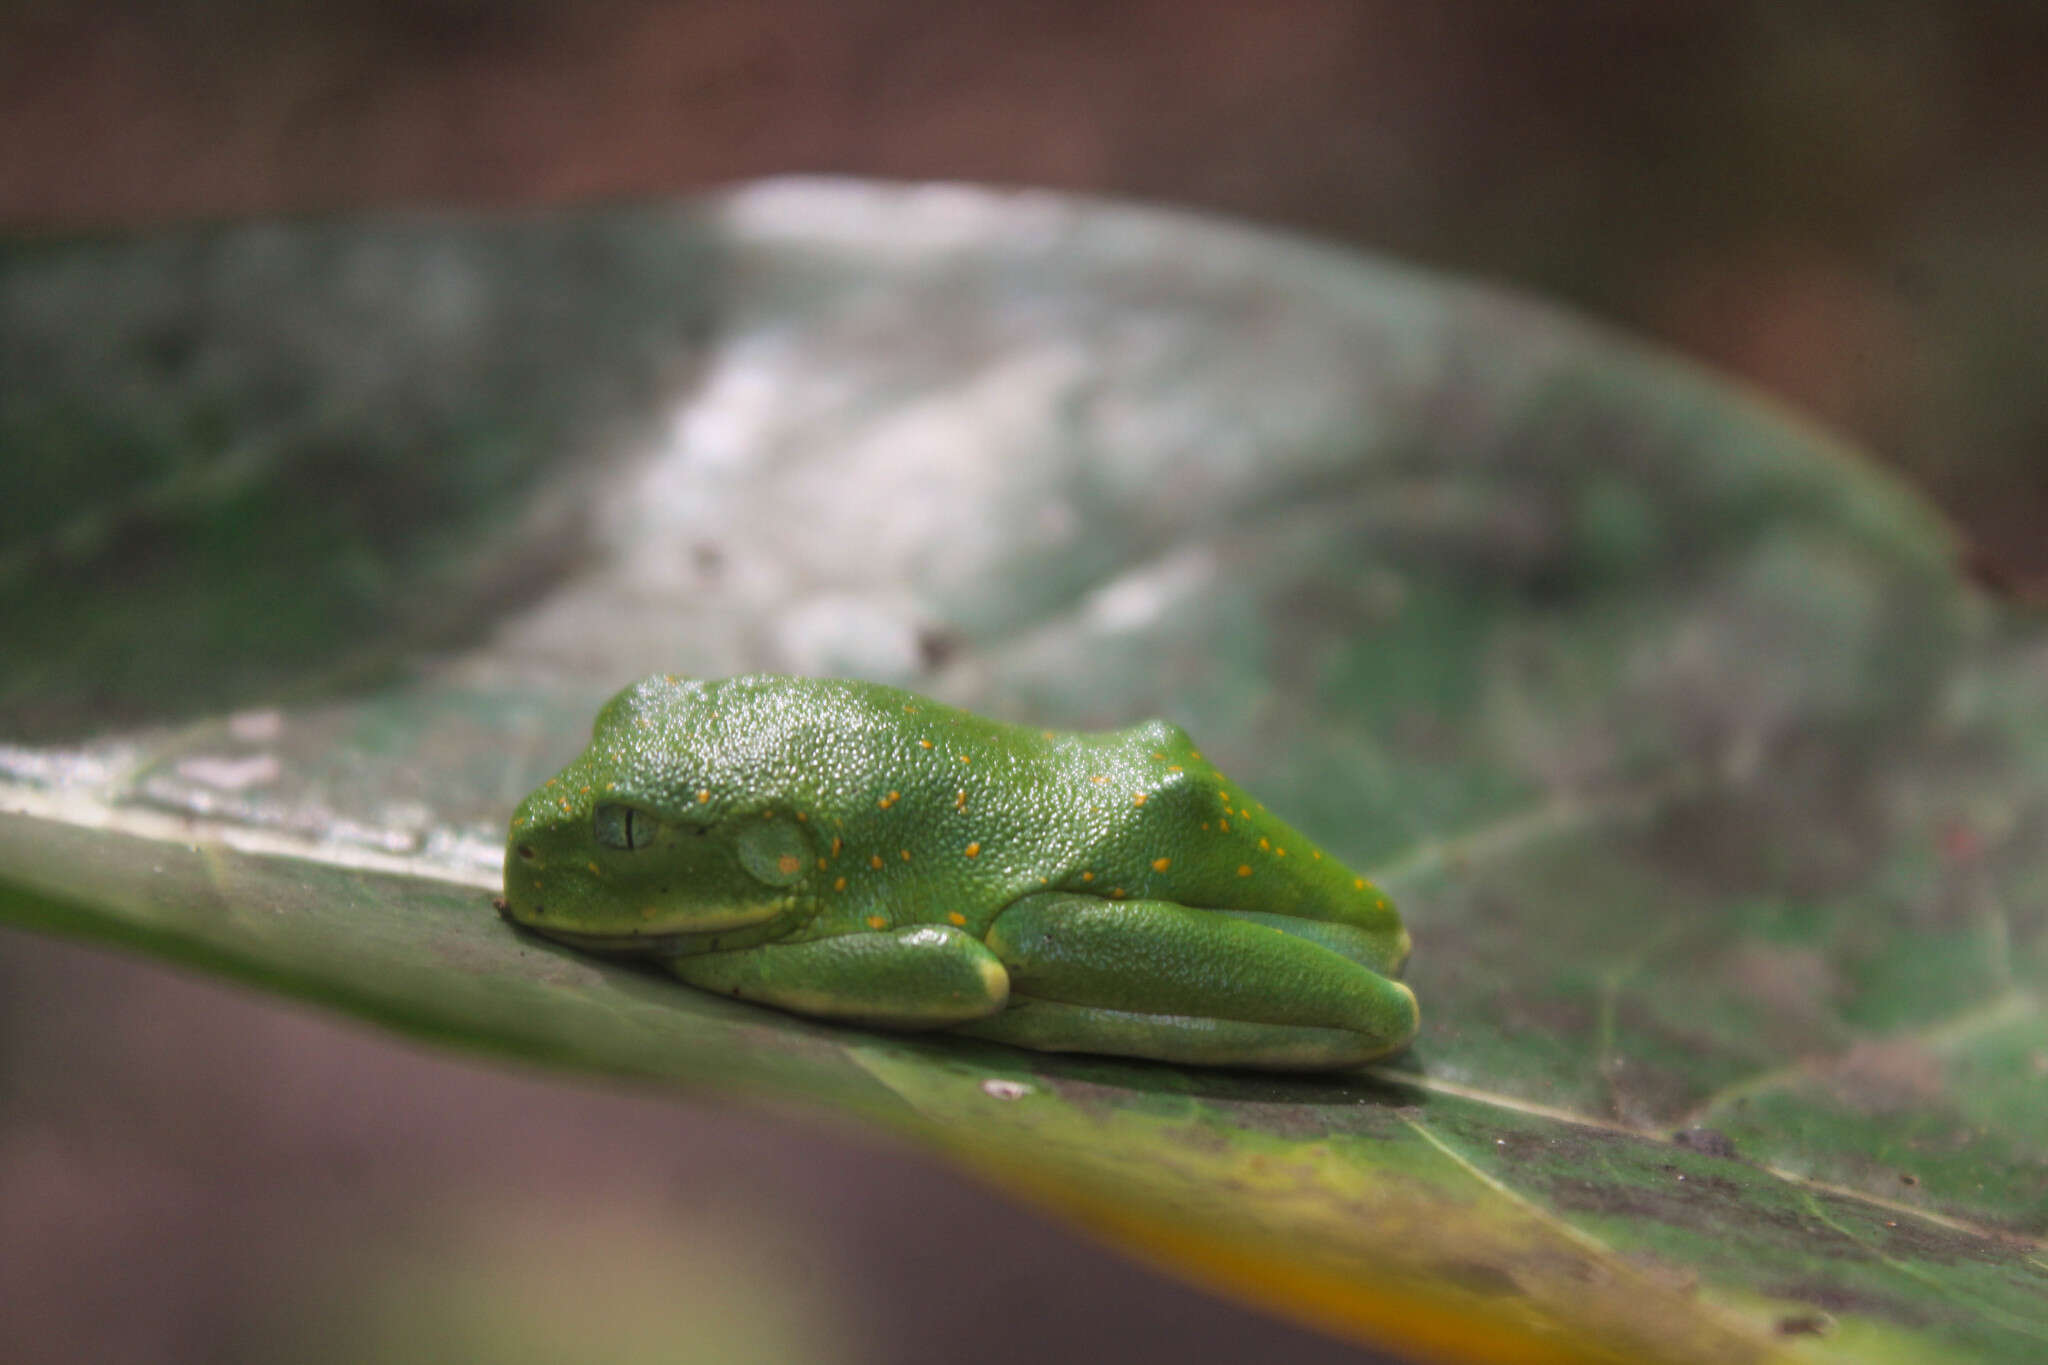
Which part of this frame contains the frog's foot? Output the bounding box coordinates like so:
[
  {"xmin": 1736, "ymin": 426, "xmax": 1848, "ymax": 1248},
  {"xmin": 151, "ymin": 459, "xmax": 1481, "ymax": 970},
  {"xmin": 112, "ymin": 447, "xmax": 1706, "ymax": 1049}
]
[
  {"xmin": 956, "ymin": 893, "xmax": 1417, "ymax": 1070},
  {"xmin": 671, "ymin": 925, "xmax": 1009, "ymax": 1029}
]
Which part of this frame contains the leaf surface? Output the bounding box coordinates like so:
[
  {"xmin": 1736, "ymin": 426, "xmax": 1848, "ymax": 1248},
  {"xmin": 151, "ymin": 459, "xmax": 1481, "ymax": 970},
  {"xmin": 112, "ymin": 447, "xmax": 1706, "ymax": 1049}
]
[{"xmin": 3, "ymin": 181, "xmax": 2043, "ymax": 1363}]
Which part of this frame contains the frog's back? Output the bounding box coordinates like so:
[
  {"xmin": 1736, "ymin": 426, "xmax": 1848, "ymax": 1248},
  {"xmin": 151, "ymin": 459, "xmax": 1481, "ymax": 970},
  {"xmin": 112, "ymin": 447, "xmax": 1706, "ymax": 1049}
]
[
  {"xmin": 626, "ymin": 676, "xmax": 1085, "ymax": 934},
  {"xmin": 608, "ymin": 676, "xmax": 1399, "ymax": 955},
  {"xmin": 1023, "ymin": 718, "xmax": 1402, "ymax": 946}
]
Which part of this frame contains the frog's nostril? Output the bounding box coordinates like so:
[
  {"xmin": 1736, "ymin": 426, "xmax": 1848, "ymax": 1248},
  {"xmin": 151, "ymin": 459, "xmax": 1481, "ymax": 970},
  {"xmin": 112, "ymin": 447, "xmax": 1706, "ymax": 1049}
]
[
  {"xmin": 517, "ymin": 845, "xmax": 536, "ymax": 860},
  {"xmin": 495, "ymin": 895, "xmax": 544, "ymax": 923}
]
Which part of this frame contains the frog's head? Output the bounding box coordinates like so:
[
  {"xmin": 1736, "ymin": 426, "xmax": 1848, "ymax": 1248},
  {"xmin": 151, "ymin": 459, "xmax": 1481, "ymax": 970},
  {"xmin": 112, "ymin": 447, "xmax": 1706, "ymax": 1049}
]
[{"xmin": 499, "ymin": 676, "xmax": 820, "ymax": 955}]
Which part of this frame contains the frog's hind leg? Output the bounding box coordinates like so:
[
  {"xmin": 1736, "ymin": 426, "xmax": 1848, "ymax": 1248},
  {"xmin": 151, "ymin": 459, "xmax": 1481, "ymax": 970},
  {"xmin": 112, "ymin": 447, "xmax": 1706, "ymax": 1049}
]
[{"xmin": 957, "ymin": 893, "xmax": 1417, "ymax": 1070}]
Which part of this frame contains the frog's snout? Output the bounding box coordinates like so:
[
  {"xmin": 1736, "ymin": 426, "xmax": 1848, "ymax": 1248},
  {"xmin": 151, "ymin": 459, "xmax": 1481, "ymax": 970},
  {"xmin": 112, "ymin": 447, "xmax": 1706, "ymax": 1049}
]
[{"xmin": 501, "ymin": 802, "xmax": 582, "ymax": 929}]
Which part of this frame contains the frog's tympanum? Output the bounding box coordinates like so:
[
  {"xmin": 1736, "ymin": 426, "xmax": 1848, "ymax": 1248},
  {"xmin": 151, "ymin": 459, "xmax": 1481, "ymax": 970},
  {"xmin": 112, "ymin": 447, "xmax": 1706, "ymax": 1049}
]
[{"xmin": 503, "ymin": 675, "xmax": 1416, "ymax": 1070}]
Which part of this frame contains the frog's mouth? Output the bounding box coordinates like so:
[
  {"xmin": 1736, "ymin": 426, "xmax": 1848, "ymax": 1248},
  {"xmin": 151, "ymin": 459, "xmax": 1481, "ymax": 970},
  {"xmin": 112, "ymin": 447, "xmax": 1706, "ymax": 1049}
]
[
  {"xmin": 517, "ymin": 923, "xmax": 696, "ymax": 955},
  {"xmin": 496, "ymin": 899, "xmax": 791, "ymax": 956}
]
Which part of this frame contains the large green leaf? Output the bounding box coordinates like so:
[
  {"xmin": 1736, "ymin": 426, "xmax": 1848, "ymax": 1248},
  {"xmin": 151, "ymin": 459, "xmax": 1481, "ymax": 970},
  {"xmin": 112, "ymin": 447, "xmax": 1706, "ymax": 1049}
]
[{"xmin": 2, "ymin": 180, "xmax": 2043, "ymax": 1364}]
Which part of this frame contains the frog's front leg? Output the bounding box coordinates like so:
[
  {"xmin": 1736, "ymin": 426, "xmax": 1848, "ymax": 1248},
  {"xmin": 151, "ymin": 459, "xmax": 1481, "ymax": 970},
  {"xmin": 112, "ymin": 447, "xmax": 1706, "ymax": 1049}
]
[
  {"xmin": 671, "ymin": 926, "xmax": 1009, "ymax": 1029},
  {"xmin": 956, "ymin": 893, "xmax": 1418, "ymax": 1070}
]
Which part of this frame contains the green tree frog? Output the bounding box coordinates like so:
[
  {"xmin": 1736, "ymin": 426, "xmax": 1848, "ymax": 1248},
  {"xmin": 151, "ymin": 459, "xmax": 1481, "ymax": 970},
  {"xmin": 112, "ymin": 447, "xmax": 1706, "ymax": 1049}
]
[{"xmin": 501, "ymin": 675, "xmax": 1417, "ymax": 1070}]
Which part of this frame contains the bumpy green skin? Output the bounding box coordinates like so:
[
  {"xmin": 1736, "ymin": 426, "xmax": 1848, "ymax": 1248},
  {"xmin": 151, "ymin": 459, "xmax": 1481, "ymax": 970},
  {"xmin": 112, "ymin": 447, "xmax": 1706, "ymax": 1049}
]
[{"xmin": 502, "ymin": 675, "xmax": 1417, "ymax": 1070}]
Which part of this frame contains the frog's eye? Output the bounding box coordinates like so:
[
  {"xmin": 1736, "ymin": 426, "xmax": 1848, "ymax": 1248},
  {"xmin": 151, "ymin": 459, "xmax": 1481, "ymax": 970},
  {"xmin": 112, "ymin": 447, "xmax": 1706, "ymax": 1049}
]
[{"xmin": 593, "ymin": 804, "xmax": 653, "ymax": 851}]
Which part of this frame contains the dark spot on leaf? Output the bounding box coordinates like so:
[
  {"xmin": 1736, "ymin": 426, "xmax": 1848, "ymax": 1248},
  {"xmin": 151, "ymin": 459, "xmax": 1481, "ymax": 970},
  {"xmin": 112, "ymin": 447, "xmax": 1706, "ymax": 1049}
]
[
  {"xmin": 1765, "ymin": 1280, "xmax": 1929, "ymax": 1326},
  {"xmin": 1671, "ymin": 1127, "xmax": 1739, "ymax": 1160},
  {"xmin": 916, "ymin": 625, "xmax": 959, "ymax": 671},
  {"xmin": 517, "ymin": 845, "xmax": 535, "ymax": 859},
  {"xmin": 1960, "ymin": 542, "xmax": 2035, "ymax": 599},
  {"xmin": 1775, "ymin": 1313, "xmax": 1831, "ymax": 1337},
  {"xmin": 1433, "ymin": 1260, "xmax": 1521, "ymax": 1299}
]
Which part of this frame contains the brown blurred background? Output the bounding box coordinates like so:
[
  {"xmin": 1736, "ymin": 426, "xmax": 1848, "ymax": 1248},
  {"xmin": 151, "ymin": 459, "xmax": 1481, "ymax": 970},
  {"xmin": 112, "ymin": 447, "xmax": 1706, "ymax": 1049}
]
[{"xmin": 3, "ymin": 2, "xmax": 2044, "ymax": 1362}]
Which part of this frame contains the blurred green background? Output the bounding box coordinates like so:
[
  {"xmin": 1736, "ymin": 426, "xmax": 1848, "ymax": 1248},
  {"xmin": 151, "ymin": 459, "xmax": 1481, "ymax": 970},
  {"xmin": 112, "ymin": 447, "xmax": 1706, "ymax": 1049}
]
[{"xmin": 2, "ymin": 3, "xmax": 2043, "ymax": 1362}]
